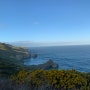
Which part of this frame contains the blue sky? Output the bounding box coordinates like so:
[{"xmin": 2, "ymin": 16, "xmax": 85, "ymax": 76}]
[{"xmin": 0, "ymin": 0, "xmax": 90, "ymax": 45}]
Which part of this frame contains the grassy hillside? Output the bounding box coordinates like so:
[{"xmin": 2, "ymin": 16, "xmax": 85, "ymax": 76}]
[
  {"xmin": 0, "ymin": 42, "xmax": 31, "ymax": 77},
  {"xmin": 0, "ymin": 42, "xmax": 30, "ymax": 60}
]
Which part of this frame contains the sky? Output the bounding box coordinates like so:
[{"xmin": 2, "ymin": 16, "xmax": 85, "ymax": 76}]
[{"xmin": 0, "ymin": 0, "xmax": 90, "ymax": 45}]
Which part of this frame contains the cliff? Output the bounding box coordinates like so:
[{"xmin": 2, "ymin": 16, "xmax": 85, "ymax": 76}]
[{"xmin": 0, "ymin": 42, "xmax": 30, "ymax": 61}]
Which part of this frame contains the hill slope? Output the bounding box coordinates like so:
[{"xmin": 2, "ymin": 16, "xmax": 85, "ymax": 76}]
[{"xmin": 0, "ymin": 42, "xmax": 30, "ymax": 60}]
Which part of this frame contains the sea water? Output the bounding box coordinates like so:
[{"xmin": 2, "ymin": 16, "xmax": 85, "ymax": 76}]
[{"xmin": 24, "ymin": 45, "xmax": 90, "ymax": 72}]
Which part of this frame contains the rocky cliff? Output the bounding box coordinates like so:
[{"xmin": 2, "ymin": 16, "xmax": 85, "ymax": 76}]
[{"xmin": 0, "ymin": 42, "xmax": 30, "ymax": 61}]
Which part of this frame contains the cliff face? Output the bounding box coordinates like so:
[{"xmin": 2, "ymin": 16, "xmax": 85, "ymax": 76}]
[{"xmin": 0, "ymin": 43, "xmax": 30, "ymax": 61}]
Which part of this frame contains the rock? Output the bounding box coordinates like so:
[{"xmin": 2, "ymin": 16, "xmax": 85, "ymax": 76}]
[
  {"xmin": 39, "ymin": 59, "xmax": 58, "ymax": 70},
  {"xmin": 26, "ymin": 59, "xmax": 58, "ymax": 70},
  {"xmin": 31, "ymin": 54, "xmax": 38, "ymax": 59}
]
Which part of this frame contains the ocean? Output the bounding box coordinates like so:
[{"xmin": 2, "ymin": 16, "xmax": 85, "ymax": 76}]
[{"xmin": 24, "ymin": 45, "xmax": 90, "ymax": 72}]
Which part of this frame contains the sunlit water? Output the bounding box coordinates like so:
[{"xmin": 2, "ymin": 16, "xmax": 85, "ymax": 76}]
[{"xmin": 24, "ymin": 45, "xmax": 90, "ymax": 72}]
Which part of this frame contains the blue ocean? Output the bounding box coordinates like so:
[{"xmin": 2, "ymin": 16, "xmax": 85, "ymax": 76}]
[{"xmin": 24, "ymin": 45, "xmax": 90, "ymax": 72}]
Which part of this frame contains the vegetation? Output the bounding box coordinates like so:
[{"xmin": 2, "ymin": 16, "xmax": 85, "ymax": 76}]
[
  {"xmin": 0, "ymin": 42, "xmax": 30, "ymax": 61},
  {"xmin": 0, "ymin": 69, "xmax": 90, "ymax": 90},
  {"xmin": 9, "ymin": 69, "xmax": 89, "ymax": 90},
  {"xmin": 0, "ymin": 58, "xmax": 23, "ymax": 77}
]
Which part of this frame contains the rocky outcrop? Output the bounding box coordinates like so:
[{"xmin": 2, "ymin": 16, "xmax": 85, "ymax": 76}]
[
  {"xmin": 26, "ymin": 60, "xmax": 58, "ymax": 70},
  {"xmin": 31, "ymin": 53, "xmax": 38, "ymax": 59},
  {"xmin": 0, "ymin": 43, "xmax": 30, "ymax": 61}
]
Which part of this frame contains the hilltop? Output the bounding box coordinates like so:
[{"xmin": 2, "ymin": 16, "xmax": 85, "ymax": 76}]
[{"xmin": 0, "ymin": 42, "xmax": 30, "ymax": 61}]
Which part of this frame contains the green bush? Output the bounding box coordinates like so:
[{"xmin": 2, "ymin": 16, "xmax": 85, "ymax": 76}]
[{"xmin": 11, "ymin": 69, "xmax": 90, "ymax": 90}]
